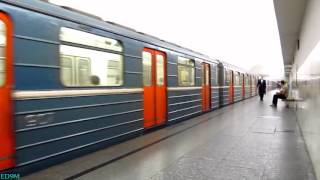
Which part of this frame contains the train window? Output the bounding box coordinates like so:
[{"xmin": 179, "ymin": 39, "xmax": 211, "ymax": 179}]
[
  {"xmin": 143, "ymin": 51, "xmax": 152, "ymax": 86},
  {"xmin": 156, "ymin": 54, "xmax": 164, "ymax": 86},
  {"xmin": 0, "ymin": 21, "xmax": 5, "ymax": 87},
  {"xmin": 60, "ymin": 27, "xmax": 123, "ymax": 52},
  {"xmin": 245, "ymin": 75, "xmax": 249, "ymax": 85},
  {"xmin": 234, "ymin": 73, "xmax": 239, "ymax": 85},
  {"xmin": 61, "ymin": 55, "xmax": 91, "ymax": 86},
  {"xmin": 205, "ymin": 66, "xmax": 210, "ymax": 85},
  {"xmin": 225, "ymin": 70, "xmax": 228, "ymax": 85},
  {"xmin": 60, "ymin": 45, "xmax": 123, "ymax": 86},
  {"xmin": 178, "ymin": 57, "xmax": 195, "ymax": 86},
  {"xmin": 244, "ymin": 75, "xmax": 247, "ymax": 85},
  {"xmin": 240, "ymin": 74, "xmax": 244, "ymax": 85},
  {"xmin": 60, "ymin": 28, "xmax": 123, "ymax": 87},
  {"xmin": 201, "ymin": 65, "xmax": 204, "ymax": 85},
  {"xmin": 213, "ymin": 65, "xmax": 218, "ymax": 85},
  {"xmin": 216, "ymin": 66, "xmax": 219, "ymax": 85},
  {"xmin": 201, "ymin": 64, "xmax": 210, "ymax": 85},
  {"xmin": 225, "ymin": 69, "xmax": 230, "ymax": 85}
]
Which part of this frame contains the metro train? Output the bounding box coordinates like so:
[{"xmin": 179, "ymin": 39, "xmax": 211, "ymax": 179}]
[{"xmin": 0, "ymin": 0, "xmax": 272, "ymax": 174}]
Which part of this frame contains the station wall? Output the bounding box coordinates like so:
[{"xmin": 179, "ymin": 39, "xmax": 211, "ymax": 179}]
[{"xmin": 290, "ymin": 0, "xmax": 320, "ymax": 179}]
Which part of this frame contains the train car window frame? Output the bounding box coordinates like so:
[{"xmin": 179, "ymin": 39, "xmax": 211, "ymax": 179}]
[
  {"xmin": 177, "ymin": 56, "xmax": 195, "ymax": 86},
  {"xmin": 156, "ymin": 54, "xmax": 165, "ymax": 86},
  {"xmin": 59, "ymin": 27, "xmax": 124, "ymax": 87},
  {"xmin": 235, "ymin": 72, "xmax": 240, "ymax": 86},
  {"xmin": 245, "ymin": 74, "xmax": 249, "ymax": 85},
  {"xmin": 224, "ymin": 69, "xmax": 226, "ymax": 85},
  {"xmin": 0, "ymin": 20, "xmax": 6, "ymax": 87},
  {"xmin": 142, "ymin": 51, "xmax": 152, "ymax": 86},
  {"xmin": 225, "ymin": 69, "xmax": 231, "ymax": 85},
  {"xmin": 201, "ymin": 63, "xmax": 210, "ymax": 86},
  {"xmin": 215, "ymin": 64, "xmax": 219, "ymax": 86},
  {"xmin": 205, "ymin": 64, "xmax": 210, "ymax": 85},
  {"xmin": 240, "ymin": 73, "xmax": 244, "ymax": 85},
  {"xmin": 60, "ymin": 27, "xmax": 123, "ymax": 52},
  {"xmin": 201, "ymin": 63, "xmax": 205, "ymax": 85}
]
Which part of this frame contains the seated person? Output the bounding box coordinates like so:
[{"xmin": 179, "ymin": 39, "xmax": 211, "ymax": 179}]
[{"xmin": 271, "ymin": 80, "xmax": 288, "ymax": 107}]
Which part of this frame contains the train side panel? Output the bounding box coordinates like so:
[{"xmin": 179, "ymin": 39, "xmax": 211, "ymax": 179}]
[
  {"xmin": 167, "ymin": 53, "xmax": 202, "ymax": 123},
  {"xmin": 0, "ymin": 1, "xmax": 258, "ymax": 175},
  {"xmin": 210, "ymin": 63, "xmax": 219, "ymax": 109},
  {"xmin": 3, "ymin": 4, "xmax": 145, "ymax": 173},
  {"xmin": 234, "ymin": 72, "xmax": 242, "ymax": 102}
]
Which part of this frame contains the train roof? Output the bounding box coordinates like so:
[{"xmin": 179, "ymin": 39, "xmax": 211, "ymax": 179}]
[{"xmin": 218, "ymin": 60, "xmax": 248, "ymax": 74}]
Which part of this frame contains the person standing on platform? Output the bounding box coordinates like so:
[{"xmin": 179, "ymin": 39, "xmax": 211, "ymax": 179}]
[
  {"xmin": 271, "ymin": 80, "xmax": 288, "ymax": 107},
  {"xmin": 257, "ymin": 77, "xmax": 266, "ymax": 101}
]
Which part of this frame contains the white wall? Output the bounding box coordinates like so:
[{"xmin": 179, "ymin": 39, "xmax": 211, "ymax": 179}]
[
  {"xmin": 294, "ymin": 0, "xmax": 320, "ymax": 68},
  {"xmin": 291, "ymin": 0, "xmax": 320, "ymax": 179}
]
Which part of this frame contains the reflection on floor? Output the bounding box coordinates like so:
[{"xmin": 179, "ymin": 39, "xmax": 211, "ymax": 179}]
[{"xmin": 24, "ymin": 92, "xmax": 316, "ymax": 180}]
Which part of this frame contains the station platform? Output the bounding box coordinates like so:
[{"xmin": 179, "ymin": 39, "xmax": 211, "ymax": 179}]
[{"xmin": 24, "ymin": 92, "xmax": 316, "ymax": 180}]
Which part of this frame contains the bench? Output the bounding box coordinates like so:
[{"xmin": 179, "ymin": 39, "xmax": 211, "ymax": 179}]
[{"xmin": 282, "ymin": 98, "xmax": 303, "ymax": 109}]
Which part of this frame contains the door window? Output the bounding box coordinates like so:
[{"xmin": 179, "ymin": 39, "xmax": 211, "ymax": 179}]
[
  {"xmin": 0, "ymin": 21, "xmax": 6, "ymax": 87},
  {"xmin": 205, "ymin": 65, "xmax": 210, "ymax": 85},
  {"xmin": 225, "ymin": 70, "xmax": 231, "ymax": 85},
  {"xmin": 156, "ymin": 54, "xmax": 164, "ymax": 86},
  {"xmin": 143, "ymin": 51, "xmax": 152, "ymax": 86}
]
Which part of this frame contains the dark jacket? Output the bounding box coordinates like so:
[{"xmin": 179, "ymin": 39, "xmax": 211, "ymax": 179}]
[{"xmin": 257, "ymin": 79, "xmax": 266, "ymax": 94}]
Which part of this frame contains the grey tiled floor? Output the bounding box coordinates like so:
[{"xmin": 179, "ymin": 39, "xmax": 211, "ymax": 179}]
[{"xmin": 24, "ymin": 92, "xmax": 316, "ymax": 180}]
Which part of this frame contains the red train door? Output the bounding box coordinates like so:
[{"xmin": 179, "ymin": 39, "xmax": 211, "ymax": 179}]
[
  {"xmin": 0, "ymin": 12, "xmax": 15, "ymax": 171},
  {"xmin": 142, "ymin": 48, "xmax": 167, "ymax": 128},
  {"xmin": 201, "ymin": 63, "xmax": 211, "ymax": 112}
]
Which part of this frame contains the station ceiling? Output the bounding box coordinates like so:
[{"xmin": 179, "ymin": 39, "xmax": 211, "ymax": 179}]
[{"xmin": 273, "ymin": 0, "xmax": 307, "ymax": 75}]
